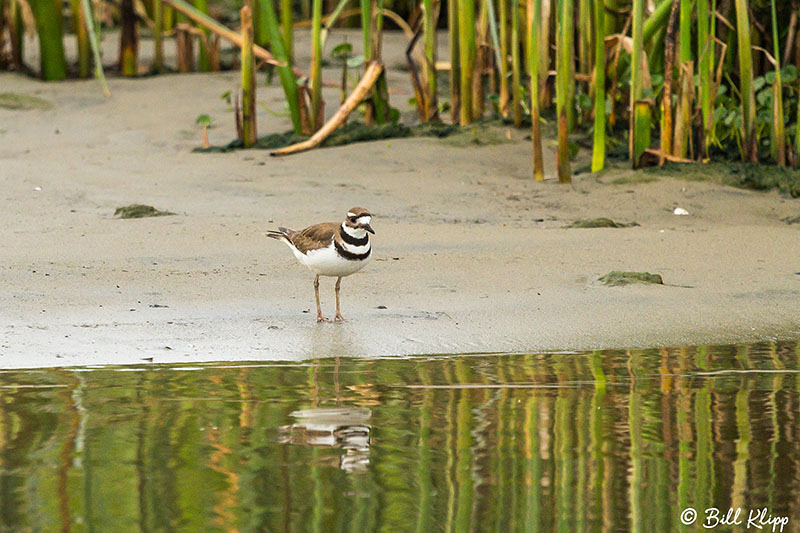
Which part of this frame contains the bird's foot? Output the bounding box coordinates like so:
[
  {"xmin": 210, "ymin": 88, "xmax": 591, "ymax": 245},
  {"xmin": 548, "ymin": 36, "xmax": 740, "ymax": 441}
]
[
  {"xmin": 316, "ymin": 314, "xmax": 331, "ymax": 323},
  {"xmin": 334, "ymin": 312, "xmax": 346, "ymax": 322}
]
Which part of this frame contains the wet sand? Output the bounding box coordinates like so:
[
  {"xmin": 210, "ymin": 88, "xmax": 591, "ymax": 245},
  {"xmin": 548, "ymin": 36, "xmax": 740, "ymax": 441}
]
[{"xmin": 1, "ymin": 31, "xmax": 799, "ymax": 368}]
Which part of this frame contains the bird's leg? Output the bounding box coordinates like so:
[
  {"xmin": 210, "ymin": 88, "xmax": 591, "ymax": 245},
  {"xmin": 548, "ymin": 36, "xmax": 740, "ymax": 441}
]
[
  {"xmin": 334, "ymin": 276, "xmax": 345, "ymax": 322},
  {"xmin": 314, "ymin": 275, "xmax": 329, "ymax": 322}
]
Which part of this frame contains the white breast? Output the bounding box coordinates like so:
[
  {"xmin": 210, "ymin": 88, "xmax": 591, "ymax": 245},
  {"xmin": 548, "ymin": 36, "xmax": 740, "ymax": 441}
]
[{"xmin": 297, "ymin": 242, "xmax": 371, "ymax": 277}]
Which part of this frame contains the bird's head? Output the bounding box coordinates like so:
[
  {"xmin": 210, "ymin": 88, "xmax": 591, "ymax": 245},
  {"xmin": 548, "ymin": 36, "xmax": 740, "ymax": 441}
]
[{"xmin": 344, "ymin": 207, "xmax": 375, "ymax": 234}]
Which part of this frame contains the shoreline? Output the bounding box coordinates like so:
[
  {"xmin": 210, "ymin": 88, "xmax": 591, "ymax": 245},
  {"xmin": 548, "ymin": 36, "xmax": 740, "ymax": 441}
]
[{"xmin": 2, "ymin": 35, "xmax": 800, "ymax": 368}]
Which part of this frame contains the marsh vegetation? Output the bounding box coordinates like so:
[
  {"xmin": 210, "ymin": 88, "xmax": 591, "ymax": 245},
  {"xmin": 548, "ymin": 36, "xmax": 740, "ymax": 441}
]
[{"xmin": 1, "ymin": 0, "xmax": 798, "ymax": 180}]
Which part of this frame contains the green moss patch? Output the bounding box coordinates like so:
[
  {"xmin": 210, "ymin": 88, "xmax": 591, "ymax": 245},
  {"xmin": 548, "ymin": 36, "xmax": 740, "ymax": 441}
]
[
  {"xmin": 441, "ymin": 123, "xmax": 510, "ymax": 147},
  {"xmin": 567, "ymin": 218, "xmax": 639, "ymax": 228},
  {"xmin": 0, "ymin": 93, "xmax": 54, "ymax": 110},
  {"xmin": 196, "ymin": 121, "xmax": 460, "ymax": 153},
  {"xmin": 645, "ymin": 162, "xmax": 800, "ymax": 198},
  {"xmin": 611, "ymin": 173, "xmax": 658, "ymax": 185},
  {"xmin": 599, "ymin": 271, "xmax": 664, "ymax": 286},
  {"xmin": 114, "ymin": 205, "xmax": 175, "ymax": 219}
]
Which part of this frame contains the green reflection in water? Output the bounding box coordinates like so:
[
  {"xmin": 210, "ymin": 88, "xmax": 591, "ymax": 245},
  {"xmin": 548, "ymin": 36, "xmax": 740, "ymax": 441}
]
[{"xmin": 1, "ymin": 342, "xmax": 800, "ymax": 532}]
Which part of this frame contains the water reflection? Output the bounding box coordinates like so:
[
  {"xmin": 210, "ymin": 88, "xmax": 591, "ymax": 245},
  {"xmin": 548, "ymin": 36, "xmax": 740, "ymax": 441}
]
[
  {"xmin": 280, "ymin": 407, "xmax": 372, "ymax": 473},
  {"xmin": 0, "ymin": 342, "xmax": 798, "ymax": 531}
]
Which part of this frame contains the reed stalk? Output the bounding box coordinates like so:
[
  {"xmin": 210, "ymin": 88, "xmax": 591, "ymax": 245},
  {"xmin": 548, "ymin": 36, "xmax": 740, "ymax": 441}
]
[
  {"xmin": 281, "ymin": 0, "xmax": 293, "ymax": 60},
  {"xmin": 697, "ymin": 0, "xmax": 712, "ymax": 158},
  {"xmin": 591, "ymin": 0, "xmax": 606, "ymax": 171},
  {"xmin": 448, "ymin": 0, "xmax": 461, "ymax": 122},
  {"xmin": 251, "ymin": 0, "xmax": 268, "ymax": 48},
  {"xmin": 538, "ymin": 0, "xmax": 551, "ymax": 109},
  {"xmin": 163, "ymin": 3, "xmax": 174, "ymax": 31},
  {"xmin": 371, "ymin": 0, "xmax": 390, "ymax": 124},
  {"xmin": 734, "ymin": 0, "xmax": 757, "ymax": 162},
  {"xmin": 119, "ymin": 0, "xmax": 138, "ymax": 76},
  {"xmin": 311, "ymin": 0, "xmax": 323, "ymax": 130},
  {"xmin": 660, "ymin": 0, "xmax": 679, "ymax": 159},
  {"xmin": 70, "ymin": 0, "xmax": 90, "ymax": 77},
  {"xmin": 511, "ymin": 0, "xmax": 522, "ymax": 127},
  {"xmin": 31, "ymin": 0, "xmax": 67, "ymax": 80},
  {"xmin": 642, "ymin": 0, "xmax": 672, "ymax": 44},
  {"xmin": 422, "ymin": 0, "xmax": 439, "ymax": 121},
  {"xmin": 649, "ymin": 24, "xmax": 666, "ymax": 74},
  {"xmin": 578, "ymin": 0, "xmax": 591, "ymax": 90},
  {"xmin": 603, "ymin": 0, "xmax": 623, "ymax": 36},
  {"xmin": 360, "ymin": 0, "xmax": 389, "ymax": 124},
  {"xmin": 472, "ymin": 0, "xmax": 487, "ymax": 119},
  {"xmin": 527, "ymin": 0, "xmax": 544, "ymax": 180},
  {"xmin": 9, "ymin": 0, "xmax": 24, "ymax": 70},
  {"xmin": 498, "ymin": 0, "xmax": 510, "ymax": 117},
  {"xmin": 562, "ymin": 0, "xmax": 575, "ymax": 130},
  {"xmin": 770, "ymin": 0, "xmax": 785, "ymax": 166},
  {"xmin": 361, "ymin": 0, "xmax": 372, "ymax": 65},
  {"xmin": 241, "ymin": 5, "xmax": 257, "ymax": 147},
  {"xmin": 152, "ymin": 0, "xmax": 164, "ymax": 72},
  {"xmin": 457, "ymin": 0, "xmax": 476, "ymax": 124},
  {"xmin": 194, "ymin": 0, "xmax": 211, "ymax": 71},
  {"xmin": 260, "ymin": 0, "xmax": 305, "ymax": 133},
  {"xmin": 486, "ymin": 0, "xmax": 502, "ymax": 98},
  {"xmin": 673, "ymin": 0, "xmax": 692, "ymax": 158},
  {"xmin": 630, "ymin": 0, "xmax": 651, "ymax": 167},
  {"xmin": 796, "ymin": 77, "xmax": 800, "ymax": 167},
  {"xmin": 556, "ymin": 0, "xmax": 572, "ymax": 182},
  {"xmin": 80, "ymin": 0, "xmax": 110, "ymax": 95},
  {"xmin": 175, "ymin": 24, "xmax": 195, "ymax": 72}
]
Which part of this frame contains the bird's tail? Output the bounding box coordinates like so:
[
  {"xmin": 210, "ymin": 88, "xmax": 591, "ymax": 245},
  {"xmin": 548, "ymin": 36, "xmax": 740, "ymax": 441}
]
[{"xmin": 266, "ymin": 227, "xmax": 293, "ymax": 245}]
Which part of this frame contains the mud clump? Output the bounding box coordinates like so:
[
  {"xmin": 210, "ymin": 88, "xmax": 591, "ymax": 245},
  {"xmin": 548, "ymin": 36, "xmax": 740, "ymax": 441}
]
[
  {"xmin": 599, "ymin": 271, "xmax": 664, "ymax": 286},
  {"xmin": 114, "ymin": 205, "xmax": 175, "ymax": 219},
  {"xmin": 567, "ymin": 218, "xmax": 639, "ymax": 228},
  {"xmin": 0, "ymin": 93, "xmax": 54, "ymax": 110}
]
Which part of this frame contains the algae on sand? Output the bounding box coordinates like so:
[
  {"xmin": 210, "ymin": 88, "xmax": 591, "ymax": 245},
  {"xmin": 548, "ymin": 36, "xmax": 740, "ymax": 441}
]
[
  {"xmin": 599, "ymin": 271, "xmax": 664, "ymax": 286},
  {"xmin": 114, "ymin": 205, "xmax": 175, "ymax": 219},
  {"xmin": 195, "ymin": 121, "xmax": 460, "ymax": 153},
  {"xmin": 567, "ymin": 218, "xmax": 639, "ymax": 228},
  {"xmin": 645, "ymin": 162, "xmax": 800, "ymax": 198},
  {"xmin": 0, "ymin": 93, "xmax": 54, "ymax": 110}
]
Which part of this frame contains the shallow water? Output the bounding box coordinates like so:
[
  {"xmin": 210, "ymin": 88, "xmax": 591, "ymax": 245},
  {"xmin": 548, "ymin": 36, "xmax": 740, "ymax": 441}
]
[{"xmin": 1, "ymin": 342, "xmax": 799, "ymax": 532}]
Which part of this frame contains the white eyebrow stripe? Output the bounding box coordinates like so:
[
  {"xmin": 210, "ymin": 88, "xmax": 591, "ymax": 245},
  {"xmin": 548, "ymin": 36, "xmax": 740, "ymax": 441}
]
[{"xmin": 347, "ymin": 212, "xmax": 356, "ymax": 218}]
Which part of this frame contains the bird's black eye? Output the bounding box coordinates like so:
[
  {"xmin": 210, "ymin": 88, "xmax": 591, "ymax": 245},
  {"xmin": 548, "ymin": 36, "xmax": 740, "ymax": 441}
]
[{"xmin": 349, "ymin": 217, "xmax": 356, "ymax": 223}]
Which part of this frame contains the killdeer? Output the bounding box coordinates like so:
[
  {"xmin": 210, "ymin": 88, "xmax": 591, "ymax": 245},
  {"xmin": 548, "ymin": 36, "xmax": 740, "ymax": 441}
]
[{"xmin": 267, "ymin": 207, "xmax": 374, "ymax": 322}]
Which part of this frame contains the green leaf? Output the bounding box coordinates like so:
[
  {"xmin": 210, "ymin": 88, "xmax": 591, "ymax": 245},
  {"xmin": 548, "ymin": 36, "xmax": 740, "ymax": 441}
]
[
  {"xmin": 331, "ymin": 42, "xmax": 353, "ymax": 59},
  {"xmin": 782, "ymin": 65, "xmax": 797, "ymax": 84},
  {"xmin": 568, "ymin": 141, "xmax": 580, "ymax": 159},
  {"xmin": 346, "ymin": 55, "xmax": 365, "ymax": 68},
  {"xmin": 195, "ymin": 114, "xmax": 212, "ymax": 126}
]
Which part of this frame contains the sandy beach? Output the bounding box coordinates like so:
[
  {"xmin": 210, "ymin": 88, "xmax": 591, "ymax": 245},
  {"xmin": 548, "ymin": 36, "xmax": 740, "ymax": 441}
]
[{"xmin": 1, "ymin": 30, "xmax": 799, "ymax": 368}]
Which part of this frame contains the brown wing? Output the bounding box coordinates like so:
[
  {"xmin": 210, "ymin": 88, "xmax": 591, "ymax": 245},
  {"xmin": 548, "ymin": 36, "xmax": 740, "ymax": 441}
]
[{"xmin": 287, "ymin": 222, "xmax": 338, "ymax": 254}]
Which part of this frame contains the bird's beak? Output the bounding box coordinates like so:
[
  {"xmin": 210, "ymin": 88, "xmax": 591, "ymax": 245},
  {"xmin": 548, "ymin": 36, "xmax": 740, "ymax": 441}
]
[{"xmin": 364, "ymin": 223, "xmax": 375, "ymax": 234}]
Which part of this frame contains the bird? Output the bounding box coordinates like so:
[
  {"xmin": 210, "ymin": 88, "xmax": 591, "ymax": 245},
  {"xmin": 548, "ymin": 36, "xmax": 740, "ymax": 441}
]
[{"xmin": 267, "ymin": 207, "xmax": 374, "ymax": 322}]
